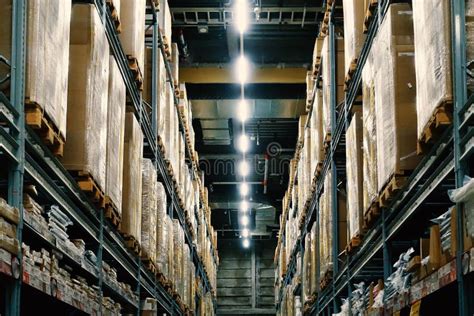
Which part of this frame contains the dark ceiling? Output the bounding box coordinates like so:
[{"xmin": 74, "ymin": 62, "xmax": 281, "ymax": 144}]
[{"xmin": 169, "ymin": 0, "xmax": 324, "ymax": 238}]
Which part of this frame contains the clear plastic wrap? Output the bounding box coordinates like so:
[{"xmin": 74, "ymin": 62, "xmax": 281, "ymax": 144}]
[
  {"xmin": 413, "ymin": 0, "xmax": 452, "ymax": 140},
  {"xmin": 362, "ymin": 44, "xmax": 378, "ymax": 213},
  {"xmin": 321, "ymin": 36, "xmax": 345, "ymax": 141},
  {"xmin": 343, "ymin": 0, "xmax": 366, "ymax": 75},
  {"xmin": 319, "ymin": 178, "xmax": 331, "ymax": 278},
  {"xmin": 346, "ymin": 111, "xmax": 364, "ymax": 240},
  {"xmin": 302, "ymin": 232, "xmax": 312, "ymax": 303},
  {"xmin": 106, "ymin": 56, "xmax": 126, "ymax": 215},
  {"xmin": 141, "ymin": 159, "xmax": 158, "ymax": 264},
  {"xmin": 449, "ymin": 176, "xmax": 474, "ymax": 238},
  {"xmin": 374, "ymin": 4, "xmax": 419, "ymax": 193},
  {"xmin": 143, "ymin": 47, "xmax": 167, "ymax": 139},
  {"xmin": 121, "ymin": 113, "xmax": 144, "ymax": 243},
  {"xmin": 119, "ymin": 0, "xmax": 146, "ymax": 71},
  {"xmin": 310, "ymin": 89, "xmax": 324, "ymax": 176},
  {"xmin": 306, "ymin": 71, "xmax": 315, "ymax": 110},
  {"xmin": 173, "ymin": 219, "xmax": 183, "ymax": 294},
  {"xmin": 167, "ymin": 217, "xmax": 174, "ymax": 282},
  {"xmin": 64, "ymin": 3, "xmax": 108, "ymax": 190},
  {"xmin": 182, "ymin": 245, "xmax": 190, "ymax": 305},
  {"xmin": 156, "ymin": 183, "xmax": 168, "ymax": 276},
  {"xmin": 309, "ymin": 223, "xmax": 318, "ymax": 295}
]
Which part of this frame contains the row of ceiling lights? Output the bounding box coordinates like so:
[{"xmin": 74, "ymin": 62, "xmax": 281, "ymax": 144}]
[{"xmin": 235, "ymin": 0, "xmax": 251, "ymax": 249}]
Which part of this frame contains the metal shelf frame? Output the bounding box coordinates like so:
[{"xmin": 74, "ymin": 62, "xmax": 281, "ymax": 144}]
[
  {"xmin": 1, "ymin": 0, "xmax": 216, "ymax": 314},
  {"xmin": 276, "ymin": 0, "xmax": 474, "ymax": 315}
]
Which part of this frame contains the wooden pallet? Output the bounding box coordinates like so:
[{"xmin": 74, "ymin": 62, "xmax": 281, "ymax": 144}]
[
  {"xmin": 69, "ymin": 171, "xmax": 106, "ymax": 208},
  {"xmin": 105, "ymin": 0, "xmax": 121, "ymax": 33},
  {"xmin": 319, "ymin": 269, "xmax": 333, "ymax": 291},
  {"xmin": 126, "ymin": 55, "xmax": 144, "ymax": 91},
  {"xmin": 314, "ymin": 162, "xmax": 323, "ymax": 181},
  {"xmin": 378, "ymin": 173, "xmax": 408, "ymax": 208},
  {"xmin": 417, "ymin": 101, "xmax": 453, "ymax": 154},
  {"xmin": 344, "ymin": 58, "xmax": 358, "ymax": 91},
  {"xmin": 363, "ymin": 201, "xmax": 380, "ymax": 230},
  {"xmin": 363, "ymin": 0, "xmax": 379, "ymax": 33},
  {"xmin": 312, "ymin": 57, "xmax": 321, "ymax": 78},
  {"xmin": 162, "ymin": 36, "xmax": 171, "ymax": 60},
  {"xmin": 25, "ymin": 101, "xmax": 65, "ymax": 157},
  {"xmin": 345, "ymin": 235, "xmax": 362, "ymax": 254},
  {"xmin": 121, "ymin": 233, "xmax": 141, "ymax": 255},
  {"xmin": 323, "ymin": 133, "xmax": 332, "ymax": 153},
  {"xmin": 104, "ymin": 196, "xmax": 121, "ymax": 229},
  {"xmin": 141, "ymin": 254, "xmax": 157, "ymax": 275}
]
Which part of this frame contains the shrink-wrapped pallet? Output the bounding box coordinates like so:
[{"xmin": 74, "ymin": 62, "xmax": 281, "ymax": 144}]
[
  {"xmin": 346, "ymin": 111, "xmax": 363, "ymax": 240},
  {"xmin": 302, "ymin": 232, "xmax": 312, "ymax": 303},
  {"xmin": 321, "ymin": 36, "xmax": 345, "ymax": 141},
  {"xmin": 173, "ymin": 220, "xmax": 184, "ymax": 294},
  {"xmin": 319, "ymin": 170, "xmax": 347, "ymax": 280},
  {"xmin": 309, "ymin": 224, "xmax": 318, "ymax": 295},
  {"xmin": 362, "ymin": 44, "xmax": 377, "ymax": 213},
  {"xmin": 413, "ymin": 0, "xmax": 452, "ymax": 141},
  {"xmin": 0, "ymin": 0, "xmax": 71, "ymax": 138},
  {"xmin": 171, "ymin": 43, "xmax": 179, "ymax": 85},
  {"xmin": 298, "ymin": 115, "xmax": 307, "ymax": 144},
  {"xmin": 312, "ymin": 37, "xmax": 324, "ymax": 74},
  {"xmin": 343, "ymin": 0, "xmax": 366, "ymax": 76},
  {"xmin": 122, "ymin": 113, "xmax": 144, "ymax": 243},
  {"xmin": 167, "ymin": 217, "xmax": 174, "ymax": 282},
  {"xmin": 63, "ymin": 4, "xmax": 108, "ymax": 190},
  {"xmin": 467, "ymin": 1, "xmax": 474, "ymax": 93},
  {"xmin": 374, "ymin": 4, "xmax": 420, "ymax": 193},
  {"xmin": 304, "ymin": 128, "xmax": 312, "ymax": 192},
  {"xmin": 310, "ymin": 89, "xmax": 324, "ymax": 178},
  {"xmin": 143, "ymin": 47, "xmax": 167, "ymax": 139},
  {"xmin": 183, "ymin": 245, "xmax": 190, "ymax": 305},
  {"xmin": 141, "ymin": 159, "xmax": 158, "ymax": 264},
  {"xmin": 119, "ymin": 0, "xmax": 146, "ymax": 71},
  {"xmin": 106, "ymin": 56, "xmax": 126, "ymax": 215},
  {"xmin": 159, "ymin": 0, "xmax": 172, "ymax": 45},
  {"xmin": 156, "ymin": 183, "xmax": 168, "ymax": 277}
]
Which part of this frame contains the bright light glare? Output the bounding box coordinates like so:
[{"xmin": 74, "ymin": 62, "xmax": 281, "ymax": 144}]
[
  {"xmin": 240, "ymin": 199, "xmax": 249, "ymax": 212},
  {"xmin": 241, "ymin": 215, "xmax": 249, "ymax": 226},
  {"xmin": 238, "ymin": 160, "xmax": 249, "ymax": 177},
  {"xmin": 242, "ymin": 228, "xmax": 249, "ymax": 238},
  {"xmin": 242, "ymin": 238, "xmax": 250, "ymax": 248},
  {"xmin": 234, "ymin": 0, "xmax": 249, "ymax": 34},
  {"xmin": 236, "ymin": 55, "xmax": 250, "ymax": 84},
  {"xmin": 238, "ymin": 99, "xmax": 250, "ymax": 122},
  {"xmin": 238, "ymin": 134, "xmax": 250, "ymax": 153},
  {"xmin": 240, "ymin": 182, "xmax": 249, "ymax": 196}
]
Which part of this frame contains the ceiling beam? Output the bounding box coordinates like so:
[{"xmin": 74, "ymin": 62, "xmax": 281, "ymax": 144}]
[{"xmin": 180, "ymin": 66, "xmax": 307, "ymax": 84}]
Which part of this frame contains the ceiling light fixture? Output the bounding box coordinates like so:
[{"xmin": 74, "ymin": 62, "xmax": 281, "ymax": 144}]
[
  {"xmin": 242, "ymin": 238, "xmax": 250, "ymax": 248},
  {"xmin": 238, "ymin": 160, "xmax": 249, "ymax": 177},
  {"xmin": 238, "ymin": 99, "xmax": 250, "ymax": 122},
  {"xmin": 234, "ymin": 0, "xmax": 249, "ymax": 34},
  {"xmin": 241, "ymin": 215, "xmax": 249, "ymax": 226},
  {"xmin": 242, "ymin": 228, "xmax": 249, "ymax": 238},
  {"xmin": 236, "ymin": 55, "xmax": 250, "ymax": 85},
  {"xmin": 240, "ymin": 199, "xmax": 249, "ymax": 212},
  {"xmin": 238, "ymin": 134, "xmax": 250, "ymax": 153},
  {"xmin": 240, "ymin": 182, "xmax": 249, "ymax": 196}
]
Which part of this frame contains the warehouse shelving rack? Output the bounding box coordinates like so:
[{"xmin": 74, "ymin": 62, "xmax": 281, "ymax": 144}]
[
  {"xmin": 276, "ymin": 0, "xmax": 474, "ymax": 315},
  {"xmin": 0, "ymin": 0, "xmax": 217, "ymax": 315}
]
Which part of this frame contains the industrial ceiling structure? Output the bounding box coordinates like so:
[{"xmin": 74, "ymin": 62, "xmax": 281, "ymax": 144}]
[{"xmin": 169, "ymin": 0, "xmax": 325, "ymax": 240}]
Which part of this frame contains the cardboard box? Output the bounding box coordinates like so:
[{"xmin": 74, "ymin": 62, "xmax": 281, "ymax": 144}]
[
  {"xmin": 119, "ymin": 0, "xmax": 146, "ymax": 71},
  {"xmin": 63, "ymin": 4, "xmax": 109, "ymax": 191}
]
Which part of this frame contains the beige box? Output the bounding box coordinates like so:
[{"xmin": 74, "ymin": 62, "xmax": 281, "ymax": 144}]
[
  {"xmin": 0, "ymin": 0, "xmax": 71, "ymax": 138},
  {"xmin": 343, "ymin": 0, "xmax": 366, "ymax": 76},
  {"xmin": 413, "ymin": 0, "xmax": 452, "ymax": 141},
  {"xmin": 141, "ymin": 159, "xmax": 158, "ymax": 264},
  {"xmin": 374, "ymin": 4, "xmax": 420, "ymax": 192},
  {"xmin": 121, "ymin": 113, "xmax": 144, "ymax": 243},
  {"xmin": 119, "ymin": 0, "xmax": 146, "ymax": 71},
  {"xmin": 346, "ymin": 111, "xmax": 364, "ymax": 241},
  {"xmin": 106, "ymin": 56, "xmax": 126, "ymax": 215},
  {"xmin": 63, "ymin": 4, "xmax": 109, "ymax": 191},
  {"xmin": 310, "ymin": 89, "xmax": 324, "ymax": 179}
]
